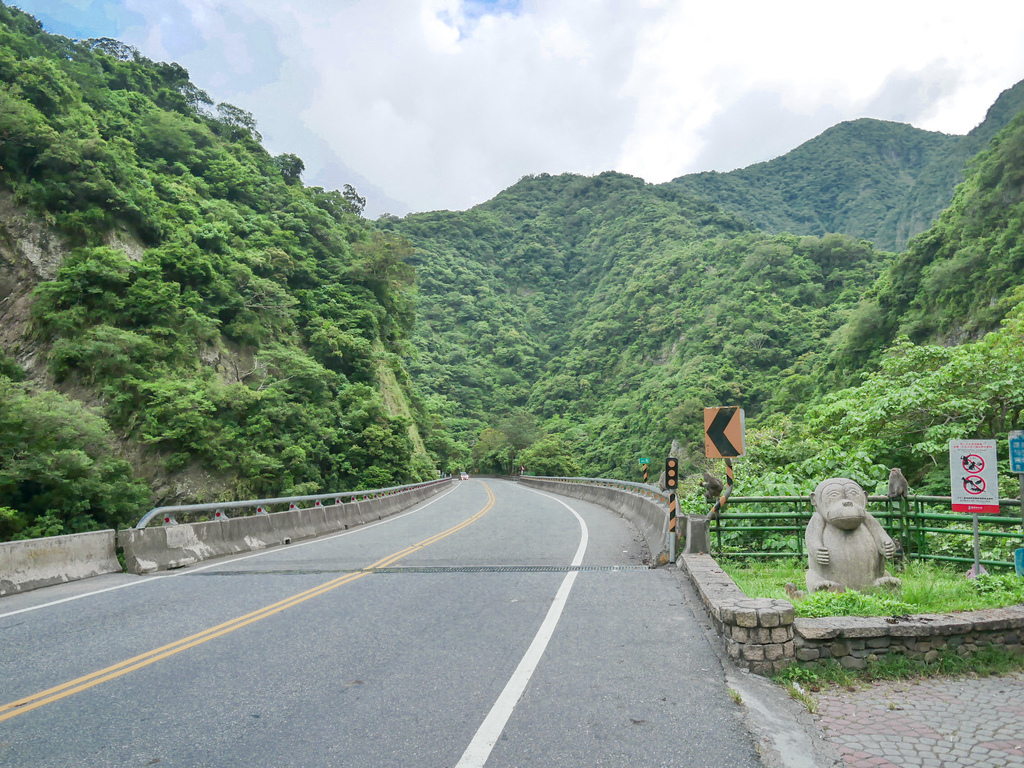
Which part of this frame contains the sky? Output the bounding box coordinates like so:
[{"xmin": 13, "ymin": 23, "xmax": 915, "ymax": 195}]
[{"xmin": 9, "ymin": 0, "xmax": 1024, "ymax": 219}]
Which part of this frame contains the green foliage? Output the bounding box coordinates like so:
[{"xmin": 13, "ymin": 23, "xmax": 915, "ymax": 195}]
[
  {"xmin": 776, "ymin": 645, "xmax": 1024, "ymax": 687},
  {"xmin": 718, "ymin": 285, "xmax": 1024, "ymax": 501},
  {"xmin": 668, "ymin": 80, "xmax": 1024, "ymax": 253},
  {"xmin": 0, "ymin": 376, "xmax": 151, "ymax": 539},
  {"xmin": 971, "ymin": 572, "xmax": 1024, "ymax": 604},
  {"xmin": 833, "ymin": 107, "xmax": 1024, "ymax": 371},
  {"xmin": 795, "ymin": 590, "xmax": 914, "ymax": 619},
  {"xmin": 389, "ymin": 169, "xmax": 888, "ymax": 477},
  {"xmin": 725, "ymin": 558, "xmax": 1024, "ymax": 617},
  {"xmin": 519, "ymin": 435, "xmax": 580, "ymax": 477},
  {"xmin": 0, "ymin": 6, "xmax": 440, "ymax": 536}
]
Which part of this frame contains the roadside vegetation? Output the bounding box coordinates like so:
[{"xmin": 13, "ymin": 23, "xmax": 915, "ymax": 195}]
[
  {"xmin": 2, "ymin": 2, "xmax": 1024, "ymax": 544},
  {"xmin": 775, "ymin": 645, "xmax": 1024, "ymax": 708},
  {"xmin": 720, "ymin": 557, "xmax": 1024, "ymax": 616}
]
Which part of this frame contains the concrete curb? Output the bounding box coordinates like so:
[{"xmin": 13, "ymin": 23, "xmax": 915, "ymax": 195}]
[
  {"xmin": 518, "ymin": 476, "xmax": 670, "ymax": 562},
  {"xmin": 119, "ymin": 480, "xmax": 453, "ymax": 575},
  {"xmin": 0, "ymin": 530, "xmax": 121, "ymax": 597}
]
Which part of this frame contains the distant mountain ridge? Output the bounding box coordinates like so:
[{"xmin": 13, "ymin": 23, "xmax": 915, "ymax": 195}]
[{"xmin": 665, "ymin": 79, "xmax": 1024, "ymax": 252}]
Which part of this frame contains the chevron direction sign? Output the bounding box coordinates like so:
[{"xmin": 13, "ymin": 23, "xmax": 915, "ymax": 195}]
[{"xmin": 704, "ymin": 407, "xmax": 745, "ymax": 459}]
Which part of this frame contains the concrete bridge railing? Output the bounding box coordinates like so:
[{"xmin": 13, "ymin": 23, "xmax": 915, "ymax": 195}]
[
  {"xmin": 0, "ymin": 479, "xmax": 453, "ymax": 595},
  {"xmin": 519, "ymin": 476, "xmax": 672, "ymax": 563}
]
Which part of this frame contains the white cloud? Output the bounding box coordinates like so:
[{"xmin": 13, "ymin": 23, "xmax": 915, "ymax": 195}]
[{"xmin": 12, "ymin": 0, "xmax": 1024, "ymax": 214}]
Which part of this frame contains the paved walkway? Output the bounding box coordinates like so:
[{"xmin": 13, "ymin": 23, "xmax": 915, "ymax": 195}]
[{"xmin": 811, "ymin": 672, "xmax": 1024, "ymax": 767}]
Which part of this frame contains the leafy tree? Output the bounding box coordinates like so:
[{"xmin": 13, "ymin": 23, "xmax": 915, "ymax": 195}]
[{"xmin": 273, "ymin": 153, "xmax": 305, "ymax": 186}]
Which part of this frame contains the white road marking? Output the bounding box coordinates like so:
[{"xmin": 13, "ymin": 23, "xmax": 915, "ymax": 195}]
[
  {"xmin": 0, "ymin": 484, "xmax": 460, "ymax": 620},
  {"xmin": 455, "ymin": 488, "xmax": 589, "ymax": 768}
]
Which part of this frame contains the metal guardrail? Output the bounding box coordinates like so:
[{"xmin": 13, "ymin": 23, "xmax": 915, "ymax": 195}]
[
  {"xmin": 526, "ymin": 479, "xmax": 1024, "ymax": 569},
  {"xmin": 709, "ymin": 494, "xmax": 1024, "ymax": 569},
  {"xmin": 135, "ymin": 478, "xmax": 452, "ymax": 528}
]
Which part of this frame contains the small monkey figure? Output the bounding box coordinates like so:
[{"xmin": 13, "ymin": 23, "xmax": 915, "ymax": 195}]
[
  {"xmin": 887, "ymin": 468, "xmax": 909, "ymax": 500},
  {"xmin": 700, "ymin": 471, "xmax": 724, "ymax": 503}
]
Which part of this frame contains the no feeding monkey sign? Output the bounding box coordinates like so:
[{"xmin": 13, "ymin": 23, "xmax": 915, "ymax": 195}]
[{"xmin": 949, "ymin": 439, "xmax": 1000, "ymax": 514}]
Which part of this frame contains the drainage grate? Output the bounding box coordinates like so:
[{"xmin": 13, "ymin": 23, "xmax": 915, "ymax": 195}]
[
  {"xmin": 370, "ymin": 565, "xmax": 651, "ymax": 574},
  {"xmin": 192, "ymin": 565, "xmax": 650, "ymax": 576}
]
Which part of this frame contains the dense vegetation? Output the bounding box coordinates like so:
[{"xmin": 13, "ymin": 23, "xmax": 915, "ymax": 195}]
[
  {"xmin": 2, "ymin": 1, "xmax": 1022, "ymax": 542},
  {"xmin": 722, "ymin": 559, "xmax": 1024, "ymax": 617},
  {"xmin": 667, "ymin": 79, "xmax": 1024, "ymax": 253},
  {"xmin": 397, "ymin": 105, "xmax": 1024, "ymax": 501},
  {"xmin": 0, "ymin": 4, "xmax": 435, "ymax": 539}
]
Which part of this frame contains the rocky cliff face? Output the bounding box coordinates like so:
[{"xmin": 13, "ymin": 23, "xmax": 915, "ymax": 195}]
[
  {"xmin": 0, "ymin": 195, "xmax": 238, "ymax": 508},
  {"xmin": 0, "ymin": 193, "xmax": 67, "ymax": 377}
]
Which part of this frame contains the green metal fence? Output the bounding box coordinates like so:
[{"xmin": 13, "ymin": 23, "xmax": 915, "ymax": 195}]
[{"xmin": 710, "ymin": 495, "xmax": 1024, "ymax": 570}]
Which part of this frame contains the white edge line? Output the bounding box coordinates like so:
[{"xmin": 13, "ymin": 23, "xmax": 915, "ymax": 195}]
[
  {"xmin": 0, "ymin": 483, "xmax": 461, "ymax": 620},
  {"xmin": 454, "ymin": 487, "xmax": 589, "ymax": 768}
]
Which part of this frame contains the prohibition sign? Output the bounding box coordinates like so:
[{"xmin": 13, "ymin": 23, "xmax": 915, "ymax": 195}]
[
  {"xmin": 963, "ymin": 476, "xmax": 986, "ymax": 495},
  {"xmin": 961, "ymin": 454, "xmax": 985, "ymax": 473}
]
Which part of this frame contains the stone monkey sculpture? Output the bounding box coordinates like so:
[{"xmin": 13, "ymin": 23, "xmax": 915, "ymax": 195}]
[{"xmin": 805, "ymin": 477, "xmax": 901, "ymax": 593}]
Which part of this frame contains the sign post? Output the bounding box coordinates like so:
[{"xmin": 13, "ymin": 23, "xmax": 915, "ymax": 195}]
[
  {"xmin": 639, "ymin": 458, "xmax": 650, "ymax": 484},
  {"xmin": 1010, "ymin": 431, "xmax": 1024, "ymax": 537},
  {"xmin": 949, "ymin": 439, "xmax": 1000, "ymax": 577},
  {"xmin": 665, "ymin": 457, "xmax": 679, "ymax": 562},
  {"xmin": 704, "ymin": 407, "xmax": 744, "ymax": 518}
]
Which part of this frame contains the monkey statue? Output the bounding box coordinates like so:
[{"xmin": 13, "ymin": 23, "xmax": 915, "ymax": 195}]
[
  {"xmin": 887, "ymin": 468, "xmax": 909, "ymax": 500},
  {"xmin": 700, "ymin": 471, "xmax": 724, "ymax": 503},
  {"xmin": 805, "ymin": 477, "xmax": 901, "ymax": 593}
]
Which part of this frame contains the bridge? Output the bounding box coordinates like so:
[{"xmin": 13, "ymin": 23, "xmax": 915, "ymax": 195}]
[{"xmin": 0, "ymin": 478, "xmax": 786, "ymax": 768}]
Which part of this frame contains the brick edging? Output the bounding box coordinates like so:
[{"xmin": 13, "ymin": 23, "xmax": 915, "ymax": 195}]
[{"xmin": 679, "ymin": 553, "xmax": 1024, "ymax": 675}]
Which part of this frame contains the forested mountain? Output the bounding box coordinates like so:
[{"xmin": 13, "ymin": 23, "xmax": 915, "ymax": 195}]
[
  {"xmin": 395, "ymin": 96, "xmax": 1024, "ymax": 498},
  {"xmin": 667, "ymin": 79, "xmax": 1024, "ymax": 253},
  {"xmin": 0, "ymin": 4, "xmax": 435, "ymax": 540},
  {"xmin": 834, "ymin": 106, "xmax": 1024, "ymax": 367},
  {"xmin": 2, "ymin": 1, "xmax": 1022, "ymax": 542},
  {"xmin": 389, "ymin": 172, "xmax": 890, "ymax": 477}
]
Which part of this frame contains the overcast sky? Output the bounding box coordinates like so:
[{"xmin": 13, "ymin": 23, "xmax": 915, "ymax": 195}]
[{"xmin": 11, "ymin": 0, "xmax": 1024, "ymax": 218}]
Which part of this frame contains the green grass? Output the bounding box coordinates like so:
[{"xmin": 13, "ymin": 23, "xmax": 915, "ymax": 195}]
[
  {"xmin": 719, "ymin": 557, "xmax": 1024, "ymax": 617},
  {"xmin": 774, "ymin": 646, "xmax": 1024, "ymax": 693}
]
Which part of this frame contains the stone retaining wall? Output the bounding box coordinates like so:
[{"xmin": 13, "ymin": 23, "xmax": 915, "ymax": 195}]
[
  {"xmin": 794, "ymin": 608, "xmax": 1024, "ymax": 669},
  {"xmin": 679, "ymin": 553, "xmax": 1024, "ymax": 676},
  {"xmin": 679, "ymin": 553, "xmax": 795, "ymax": 675}
]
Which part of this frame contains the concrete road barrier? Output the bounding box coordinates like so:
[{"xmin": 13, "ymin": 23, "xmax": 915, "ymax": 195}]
[
  {"xmin": 120, "ymin": 480, "xmax": 453, "ymax": 574},
  {"xmin": 0, "ymin": 530, "xmax": 121, "ymax": 597},
  {"xmin": 519, "ymin": 477, "xmax": 670, "ymax": 562}
]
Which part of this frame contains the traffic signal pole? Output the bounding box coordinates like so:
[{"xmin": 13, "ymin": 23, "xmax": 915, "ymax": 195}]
[{"xmin": 665, "ymin": 456, "xmax": 679, "ymax": 561}]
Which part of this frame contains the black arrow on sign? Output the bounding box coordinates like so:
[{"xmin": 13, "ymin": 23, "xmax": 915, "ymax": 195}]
[{"xmin": 707, "ymin": 408, "xmax": 741, "ymax": 458}]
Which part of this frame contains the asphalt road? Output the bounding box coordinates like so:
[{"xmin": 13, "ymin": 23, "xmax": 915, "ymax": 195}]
[{"xmin": 0, "ymin": 479, "xmax": 763, "ymax": 767}]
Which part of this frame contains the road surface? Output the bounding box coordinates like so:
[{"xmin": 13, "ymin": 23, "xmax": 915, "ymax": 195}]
[{"xmin": 0, "ymin": 479, "xmax": 763, "ymax": 767}]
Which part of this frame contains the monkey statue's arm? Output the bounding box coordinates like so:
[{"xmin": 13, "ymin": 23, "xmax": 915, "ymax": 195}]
[
  {"xmin": 806, "ymin": 514, "xmax": 829, "ymax": 566},
  {"xmin": 864, "ymin": 513, "xmax": 896, "ymax": 558}
]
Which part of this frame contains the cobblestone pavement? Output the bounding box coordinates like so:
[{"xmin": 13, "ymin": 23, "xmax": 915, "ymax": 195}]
[{"xmin": 811, "ymin": 672, "xmax": 1024, "ymax": 767}]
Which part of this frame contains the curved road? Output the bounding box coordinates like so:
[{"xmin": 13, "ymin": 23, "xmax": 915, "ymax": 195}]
[{"xmin": 0, "ymin": 479, "xmax": 762, "ymax": 767}]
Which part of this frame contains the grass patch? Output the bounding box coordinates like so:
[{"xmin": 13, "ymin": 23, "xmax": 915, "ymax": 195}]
[
  {"xmin": 773, "ymin": 645, "xmax": 1024, "ymax": 693},
  {"xmin": 719, "ymin": 557, "xmax": 1024, "ymax": 617}
]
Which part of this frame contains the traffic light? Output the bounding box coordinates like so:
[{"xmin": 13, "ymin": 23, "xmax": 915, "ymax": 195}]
[{"xmin": 665, "ymin": 456, "xmax": 679, "ymax": 490}]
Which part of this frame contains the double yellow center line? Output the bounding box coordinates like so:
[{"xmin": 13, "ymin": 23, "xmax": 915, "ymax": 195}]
[{"xmin": 0, "ymin": 483, "xmax": 495, "ymax": 723}]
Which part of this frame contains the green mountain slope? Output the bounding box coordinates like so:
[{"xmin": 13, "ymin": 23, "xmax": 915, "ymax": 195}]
[
  {"xmin": 389, "ymin": 172, "xmax": 889, "ymax": 475},
  {"xmin": 0, "ymin": 4, "xmax": 433, "ymax": 540},
  {"xmin": 833, "ymin": 107, "xmax": 1024, "ymax": 370},
  {"xmin": 666, "ymin": 79, "xmax": 1024, "ymax": 253}
]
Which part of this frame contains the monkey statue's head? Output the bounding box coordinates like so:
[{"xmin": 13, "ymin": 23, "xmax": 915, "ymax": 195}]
[{"xmin": 811, "ymin": 477, "xmax": 868, "ymax": 532}]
